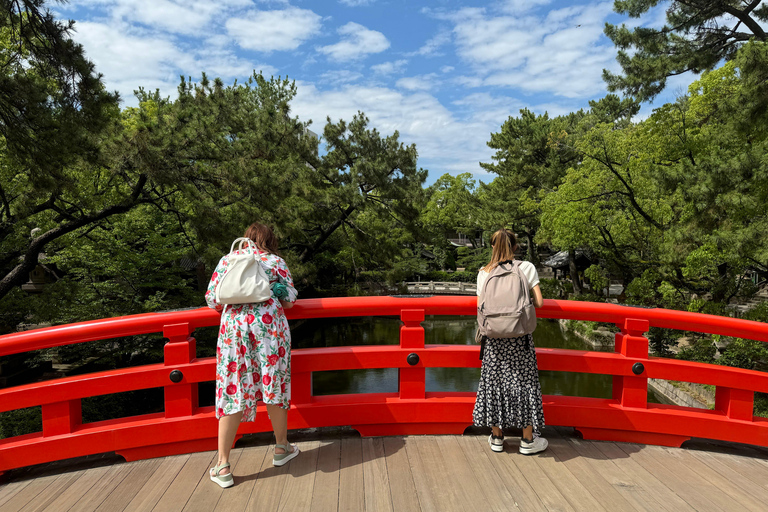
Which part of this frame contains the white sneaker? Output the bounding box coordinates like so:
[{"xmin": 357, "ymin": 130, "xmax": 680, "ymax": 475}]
[
  {"xmin": 519, "ymin": 435, "xmax": 547, "ymax": 455},
  {"xmin": 488, "ymin": 434, "xmax": 504, "ymax": 453}
]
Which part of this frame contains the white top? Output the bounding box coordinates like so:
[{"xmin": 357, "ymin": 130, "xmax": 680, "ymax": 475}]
[{"xmin": 476, "ymin": 260, "xmax": 540, "ymax": 296}]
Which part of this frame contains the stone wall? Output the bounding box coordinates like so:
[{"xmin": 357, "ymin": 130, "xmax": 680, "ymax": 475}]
[{"xmin": 648, "ymin": 379, "xmax": 715, "ymax": 409}]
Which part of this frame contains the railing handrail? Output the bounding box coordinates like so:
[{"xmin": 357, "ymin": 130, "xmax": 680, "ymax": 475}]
[{"xmin": 3, "ymin": 297, "xmax": 768, "ymax": 357}]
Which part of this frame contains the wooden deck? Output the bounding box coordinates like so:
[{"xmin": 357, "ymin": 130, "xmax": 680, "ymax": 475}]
[{"xmin": 3, "ymin": 427, "xmax": 768, "ymax": 511}]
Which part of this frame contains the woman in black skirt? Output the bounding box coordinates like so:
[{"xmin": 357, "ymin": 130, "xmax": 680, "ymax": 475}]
[{"xmin": 473, "ymin": 229, "xmax": 547, "ymax": 454}]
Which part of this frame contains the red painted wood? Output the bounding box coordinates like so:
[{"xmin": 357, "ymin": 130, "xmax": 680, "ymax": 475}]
[
  {"xmin": 2, "ymin": 298, "xmax": 768, "ymax": 473},
  {"xmin": 5, "ymin": 297, "xmax": 768, "ymax": 357},
  {"xmin": 163, "ymin": 326, "xmax": 198, "ymax": 419},
  {"xmin": 399, "ymin": 309, "xmax": 425, "ymax": 399},
  {"xmin": 42, "ymin": 400, "xmax": 81, "ymax": 437},
  {"xmin": 716, "ymin": 387, "xmax": 755, "ymax": 421}
]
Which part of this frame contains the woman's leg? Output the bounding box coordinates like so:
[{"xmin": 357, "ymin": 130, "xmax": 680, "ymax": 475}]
[
  {"xmin": 266, "ymin": 404, "xmax": 290, "ymax": 453},
  {"xmin": 217, "ymin": 411, "xmax": 243, "ymax": 474},
  {"xmin": 522, "ymin": 425, "xmax": 533, "ymax": 441},
  {"xmin": 492, "ymin": 426, "xmax": 503, "ymax": 437}
]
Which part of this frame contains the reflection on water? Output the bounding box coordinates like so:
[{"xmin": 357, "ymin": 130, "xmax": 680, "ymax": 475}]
[{"xmin": 289, "ymin": 315, "xmax": 656, "ymax": 402}]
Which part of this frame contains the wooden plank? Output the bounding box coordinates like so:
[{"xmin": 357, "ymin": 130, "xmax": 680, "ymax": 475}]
[
  {"xmin": 382, "ymin": 437, "xmax": 419, "ymax": 512},
  {"xmin": 411, "ymin": 436, "xmax": 460, "ymax": 512},
  {"xmin": 361, "ymin": 438, "xmax": 393, "ymax": 512},
  {"xmin": 668, "ymin": 447, "xmax": 768, "ymax": 511},
  {"xmin": 13, "ymin": 470, "xmax": 84, "ymax": 512},
  {"xmin": 529, "ymin": 439, "xmax": 608, "ymax": 512},
  {"xmin": 337, "ymin": 437, "xmax": 364, "ymax": 512},
  {"xmin": 2, "ymin": 475, "xmax": 57, "ymax": 512},
  {"xmin": 403, "ymin": 436, "xmax": 438, "ymax": 512},
  {"xmin": 151, "ymin": 451, "xmax": 217, "ymax": 512},
  {"xmin": 122, "ymin": 455, "xmax": 190, "ymax": 512},
  {"xmin": 34, "ymin": 466, "xmax": 108, "ymax": 512},
  {"xmin": 565, "ymin": 438, "xmax": 673, "ymax": 512},
  {"xmin": 182, "ymin": 449, "xmax": 242, "ymax": 512},
  {"xmin": 71, "ymin": 463, "xmax": 134, "ymax": 512},
  {"xmin": 688, "ymin": 448, "xmax": 768, "ymax": 499},
  {"xmin": 310, "ymin": 439, "xmax": 341, "ymax": 512},
  {"xmin": 455, "ymin": 435, "xmax": 517, "ymax": 512},
  {"xmin": 470, "ymin": 435, "xmax": 546, "ymax": 511},
  {"xmin": 543, "ymin": 435, "xmax": 636, "ymax": 512},
  {"xmin": 245, "ymin": 443, "xmax": 290, "ymax": 512},
  {"xmin": 593, "ymin": 442, "xmax": 697, "ymax": 512},
  {"xmin": 0, "ymin": 479, "xmax": 33, "ymax": 509},
  {"xmin": 502, "ymin": 437, "xmax": 575, "ymax": 512},
  {"xmin": 434, "ymin": 436, "xmax": 492, "ymax": 512},
  {"xmin": 277, "ymin": 441, "xmax": 319, "ymax": 512},
  {"xmin": 94, "ymin": 458, "xmax": 164, "ymax": 512},
  {"xmin": 614, "ymin": 443, "xmax": 731, "ymax": 511},
  {"xmin": 213, "ymin": 445, "xmax": 269, "ymax": 512}
]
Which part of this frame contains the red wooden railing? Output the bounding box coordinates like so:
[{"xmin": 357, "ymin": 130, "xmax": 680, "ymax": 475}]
[{"xmin": 1, "ymin": 296, "xmax": 768, "ymax": 474}]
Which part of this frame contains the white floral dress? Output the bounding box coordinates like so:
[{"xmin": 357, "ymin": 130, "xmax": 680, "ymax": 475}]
[{"xmin": 205, "ymin": 249, "xmax": 298, "ymax": 421}]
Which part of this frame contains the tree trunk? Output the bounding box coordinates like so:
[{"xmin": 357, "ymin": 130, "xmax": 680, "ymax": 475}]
[
  {"xmin": 568, "ymin": 249, "xmax": 582, "ymax": 295},
  {"xmin": 525, "ymin": 232, "xmax": 538, "ymax": 265}
]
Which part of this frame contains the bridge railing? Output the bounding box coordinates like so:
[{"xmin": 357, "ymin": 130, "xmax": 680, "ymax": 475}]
[{"xmin": 1, "ymin": 297, "xmax": 768, "ymax": 473}]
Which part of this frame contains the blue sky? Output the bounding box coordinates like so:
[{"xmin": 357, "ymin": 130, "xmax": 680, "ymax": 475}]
[{"xmin": 57, "ymin": 0, "xmax": 694, "ymax": 185}]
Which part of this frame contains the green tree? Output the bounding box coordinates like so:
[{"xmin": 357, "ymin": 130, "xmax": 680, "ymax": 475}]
[
  {"xmin": 422, "ymin": 173, "xmax": 481, "ymax": 246},
  {"xmin": 0, "ymin": 72, "xmax": 319, "ymax": 331},
  {"xmin": 480, "ymin": 108, "xmax": 584, "ymax": 264},
  {"xmin": 604, "ymin": 0, "xmax": 768, "ymax": 101},
  {"xmin": 282, "ymin": 113, "xmax": 428, "ymax": 291}
]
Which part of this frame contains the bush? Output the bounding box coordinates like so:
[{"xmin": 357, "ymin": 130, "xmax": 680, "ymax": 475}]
[
  {"xmin": 448, "ymin": 271, "xmax": 476, "ymax": 283},
  {"xmin": 539, "ymin": 278, "xmax": 565, "ymax": 299},
  {"xmin": 718, "ymin": 338, "xmax": 768, "ymax": 371},
  {"xmin": 677, "ymin": 338, "xmax": 717, "ymax": 364}
]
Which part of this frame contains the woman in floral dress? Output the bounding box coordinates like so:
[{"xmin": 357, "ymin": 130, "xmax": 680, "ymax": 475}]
[{"xmin": 205, "ymin": 222, "xmax": 299, "ymax": 488}]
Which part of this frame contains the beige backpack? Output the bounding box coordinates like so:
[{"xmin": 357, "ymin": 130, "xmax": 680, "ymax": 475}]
[{"xmin": 477, "ymin": 260, "xmax": 537, "ymax": 339}]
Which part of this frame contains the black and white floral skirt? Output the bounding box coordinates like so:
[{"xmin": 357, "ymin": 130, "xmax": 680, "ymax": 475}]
[{"xmin": 472, "ymin": 333, "xmax": 545, "ymax": 431}]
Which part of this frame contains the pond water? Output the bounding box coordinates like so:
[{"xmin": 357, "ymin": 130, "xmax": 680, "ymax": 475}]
[{"xmin": 289, "ymin": 316, "xmax": 654, "ymax": 401}]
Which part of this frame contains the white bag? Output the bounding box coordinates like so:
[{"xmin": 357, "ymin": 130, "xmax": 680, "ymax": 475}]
[{"xmin": 215, "ymin": 237, "xmax": 271, "ymax": 305}]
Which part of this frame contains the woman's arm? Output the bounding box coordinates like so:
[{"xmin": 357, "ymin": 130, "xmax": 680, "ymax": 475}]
[
  {"xmin": 280, "ymin": 300, "xmax": 294, "ymax": 309},
  {"xmin": 531, "ymin": 284, "xmax": 544, "ymax": 308}
]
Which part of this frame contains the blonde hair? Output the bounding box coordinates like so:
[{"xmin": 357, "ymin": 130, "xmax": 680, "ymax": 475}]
[{"xmin": 483, "ymin": 229, "xmax": 517, "ymax": 271}]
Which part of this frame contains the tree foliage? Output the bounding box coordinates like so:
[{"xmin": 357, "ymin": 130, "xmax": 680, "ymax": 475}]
[{"xmin": 604, "ymin": 0, "xmax": 768, "ymax": 101}]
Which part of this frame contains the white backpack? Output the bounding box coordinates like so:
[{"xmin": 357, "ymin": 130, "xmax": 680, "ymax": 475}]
[
  {"xmin": 214, "ymin": 238, "xmax": 271, "ymax": 305},
  {"xmin": 477, "ymin": 260, "xmax": 537, "ymax": 339}
]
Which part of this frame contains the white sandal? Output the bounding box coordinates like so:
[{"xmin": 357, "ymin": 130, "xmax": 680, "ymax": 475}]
[
  {"xmin": 273, "ymin": 443, "xmax": 300, "ymax": 466},
  {"xmin": 210, "ymin": 462, "xmax": 234, "ymax": 488}
]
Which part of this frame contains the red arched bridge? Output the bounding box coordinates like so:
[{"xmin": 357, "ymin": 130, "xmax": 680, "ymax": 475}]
[{"xmin": 1, "ymin": 297, "xmax": 768, "ymax": 510}]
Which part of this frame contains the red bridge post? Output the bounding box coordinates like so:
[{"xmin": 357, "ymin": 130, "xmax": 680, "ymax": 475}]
[
  {"xmin": 163, "ymin": 322, "xmax": 198, "ymax": 418},
  {"xmin": 399, "ymin": 309, "xmax": 425, "ymax": 399},
  {"xmin": 613, "ymin": 318, "xmax": 650, "ymax": 409}
]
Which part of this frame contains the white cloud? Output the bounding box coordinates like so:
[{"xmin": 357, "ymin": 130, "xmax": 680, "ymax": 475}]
[
  {"xmin": 317, "ymin": 22, "xmax": 390, "ymax": 61},
  {"xmin": 371, "ymin": 59, "xmax": 408, "ymax": 75},
  {"xmin": 451, "ymin": 2, "xmax": 621, "ymax": 98},
  {"xmin": 396, "ymin": 74, "xmax": 440, "ymax": 92},
  {"xmin": 441, "ymin": 65, "xmax": 455, "ymax": 73},
  {"xmin": 410, "ymin": 30, "xmax": 451, "ymax": 57},
  {"xmin": 74, "ymin": 20, "xmax": 275, "ymax": 104},
  {"xmin": 71, "ymin": 0, "xmax": 252, "ymax": 35},
  {"xmin": 226, "ymin": 7, "xmax": 322, "ymax": 53},
  {"xmin": 319, "ymin": 69, "xmax": 364, "ymax": 85},
  {"xmin": 453, "ymin": 75, "xmax": 483, "ymax": 88},
  {"xmin": 501, "ymin": 0, "xmax": 552, "ymax": 14},
  {"xmin": 339, "ymin": 0, "xmax": 374, "ymax": 5},
  {"xmin": 292, "ymin": 83, "xmax": 521, "ymax": 177}
]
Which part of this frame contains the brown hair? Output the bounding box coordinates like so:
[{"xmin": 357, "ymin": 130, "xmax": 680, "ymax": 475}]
[
  {"xmin": 483, "ymin": 229, "xmax": 517, "ymax": 271},
  {"xmin": 244, "ymin": 222, "xmax": 280, "ymax": 255}
]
